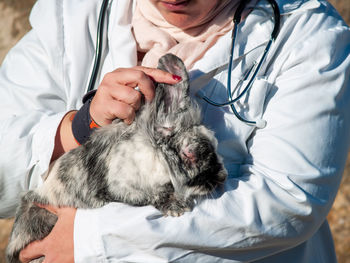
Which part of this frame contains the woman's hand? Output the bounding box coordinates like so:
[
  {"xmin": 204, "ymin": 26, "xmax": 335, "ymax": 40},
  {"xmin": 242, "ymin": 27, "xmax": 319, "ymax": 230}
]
[
  {"xmin": 50, "ymin": 66, "xmax": 181, "ymax": 162},
  {"xmin": 19, "ymin": 205, "xmax": 77, "ymax": 263},
  {"xmin": 90, "ymin": 66, "xmax": 182, "ymax": 126}
]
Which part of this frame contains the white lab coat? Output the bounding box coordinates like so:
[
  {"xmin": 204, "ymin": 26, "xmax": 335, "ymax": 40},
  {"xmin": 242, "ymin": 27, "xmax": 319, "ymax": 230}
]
[{"xmin": 1, "ymin": 0, "xmax": 350, "ymax": 262}]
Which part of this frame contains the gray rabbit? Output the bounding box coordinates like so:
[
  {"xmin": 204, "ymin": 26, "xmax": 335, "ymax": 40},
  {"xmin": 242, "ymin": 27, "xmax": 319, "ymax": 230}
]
[{"xmin": 6, "ymin": 54, "xmax": 227, "ymax": 263}]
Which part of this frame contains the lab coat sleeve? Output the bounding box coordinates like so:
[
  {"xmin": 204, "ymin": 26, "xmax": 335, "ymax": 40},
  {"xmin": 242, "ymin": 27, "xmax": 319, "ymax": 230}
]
[
  {"xmin": 0, "ymin": 0, "xmax": 67, "ymax": 217},
  {"xmin": 73, "ymin": 11, "xmax": 350, "ymax": 262}
]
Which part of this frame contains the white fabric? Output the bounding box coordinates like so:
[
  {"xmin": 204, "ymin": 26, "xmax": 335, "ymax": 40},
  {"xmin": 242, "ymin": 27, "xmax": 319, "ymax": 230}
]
[{"xmin": 0, "ymin": 0, "xmax": 350, "ymax": 262}]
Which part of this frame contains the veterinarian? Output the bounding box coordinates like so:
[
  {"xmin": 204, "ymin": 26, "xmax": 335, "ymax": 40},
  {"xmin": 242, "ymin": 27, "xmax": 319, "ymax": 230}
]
[{"xmin": 1, "ymin": 0, "xmax": 350, "ymax": 262}]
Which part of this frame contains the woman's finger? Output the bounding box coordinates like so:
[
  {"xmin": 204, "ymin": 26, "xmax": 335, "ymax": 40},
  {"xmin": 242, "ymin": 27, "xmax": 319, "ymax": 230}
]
[
  {"xmin": 134, "ymin": 66, "xmax": 182, "ymax": 84},
  {"xmin": 108, "ymin": 100, "xmax": 136, "ymax": 125},
  {"xmin": 34, "ymin": 203, "xmax": 58, "ymax": 215},
  {"xmin": 109, "ymin": 69, "xmax": 156, "ymax": 102},
  {"xmin": 107, "ymin": 83, "xmax": 142, "ymax": 110},
  {"xmin": 94, "ymin": 98, "xmax": 135, "ymax": 125},
  {"xmin": 19, "ymin": 240, "xmax": 45, "ymax": 263}
]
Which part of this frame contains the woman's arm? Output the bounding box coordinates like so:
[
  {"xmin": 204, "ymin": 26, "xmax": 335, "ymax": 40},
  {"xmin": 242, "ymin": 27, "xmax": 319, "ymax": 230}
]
[{"xmin": 50, "ymin": 111, "xmax": 78, "ymax": 162}]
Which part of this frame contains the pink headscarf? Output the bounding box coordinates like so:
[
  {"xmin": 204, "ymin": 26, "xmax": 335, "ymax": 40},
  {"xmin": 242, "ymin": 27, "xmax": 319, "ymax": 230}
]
[{"xmin": 132, "ymin": 0, "xmax": 240, "ymax": 69}]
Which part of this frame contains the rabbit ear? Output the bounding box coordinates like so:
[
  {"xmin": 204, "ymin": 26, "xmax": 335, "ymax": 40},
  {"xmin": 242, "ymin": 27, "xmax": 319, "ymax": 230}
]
[{"xmin": 156, "ymin": 54, "xmax": 190, "ymax": 115}]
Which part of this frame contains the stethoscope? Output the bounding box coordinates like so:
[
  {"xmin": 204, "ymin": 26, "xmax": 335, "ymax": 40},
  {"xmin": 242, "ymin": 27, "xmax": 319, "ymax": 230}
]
[{"xmin": 86, "ymin": 0, "xmax": 281, "ymax": 129}]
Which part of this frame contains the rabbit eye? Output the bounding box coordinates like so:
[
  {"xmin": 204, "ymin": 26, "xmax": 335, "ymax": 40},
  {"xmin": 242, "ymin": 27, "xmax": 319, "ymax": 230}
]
[{"xmin": 163, "ymin": 126, "xmax": 173, "ymax": 132}]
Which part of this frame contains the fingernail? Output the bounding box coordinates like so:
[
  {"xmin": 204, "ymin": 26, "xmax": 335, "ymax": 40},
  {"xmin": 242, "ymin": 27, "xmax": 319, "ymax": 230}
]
[{"xmin": 172, "ymin": 74, "xmax": 182, "ymax": 81}]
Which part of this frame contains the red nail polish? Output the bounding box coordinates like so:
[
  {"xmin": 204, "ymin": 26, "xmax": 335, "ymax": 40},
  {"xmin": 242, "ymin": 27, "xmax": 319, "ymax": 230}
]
[{"xmin": 172, "ymin": 74, "xmax": 182, "ymax": 81}]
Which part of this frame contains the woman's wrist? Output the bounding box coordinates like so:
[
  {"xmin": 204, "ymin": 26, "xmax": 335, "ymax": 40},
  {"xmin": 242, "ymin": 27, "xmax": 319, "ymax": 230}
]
[{"xmin": 72, "ymin": 98, "xmax": 101, "ymax": 145}]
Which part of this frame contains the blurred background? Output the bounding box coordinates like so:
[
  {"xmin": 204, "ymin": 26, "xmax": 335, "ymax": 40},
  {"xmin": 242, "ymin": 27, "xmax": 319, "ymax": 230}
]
[{"xmin": 0, "ymin": 0, "xmax": 349, "ymax": 262}]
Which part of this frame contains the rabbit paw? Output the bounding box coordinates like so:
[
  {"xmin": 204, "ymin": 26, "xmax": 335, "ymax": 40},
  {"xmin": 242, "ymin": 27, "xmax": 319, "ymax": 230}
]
[{"xmin": 161, "ymin": 198, "xmax": 193, "ymax": 217}]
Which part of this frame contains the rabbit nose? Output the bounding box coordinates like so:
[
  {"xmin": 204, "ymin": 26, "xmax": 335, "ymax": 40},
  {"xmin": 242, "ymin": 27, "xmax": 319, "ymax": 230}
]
[{"xmin": 181, "ymin": 147, "xmax": 196, "ymax": 164}]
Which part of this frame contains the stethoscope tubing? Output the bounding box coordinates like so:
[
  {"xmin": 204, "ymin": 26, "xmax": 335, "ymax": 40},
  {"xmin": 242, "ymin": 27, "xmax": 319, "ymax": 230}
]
[
  {"xmin": 201, "ymin": 0, "xmax": 280, "ymax": 128},
  {"xmin": 86, "ymin": 0, "xmax": 109, "ymax": 95}
]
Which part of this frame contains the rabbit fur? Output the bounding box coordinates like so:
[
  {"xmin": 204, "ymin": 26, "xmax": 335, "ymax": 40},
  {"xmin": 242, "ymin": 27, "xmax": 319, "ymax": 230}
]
[{"xmin": 6, "ymin": 54, "xmax": 227, "ymax": 263}]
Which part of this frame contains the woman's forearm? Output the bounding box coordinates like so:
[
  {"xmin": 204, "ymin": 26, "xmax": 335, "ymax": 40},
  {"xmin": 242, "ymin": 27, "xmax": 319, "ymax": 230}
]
[{"xmin": 51, "ymin": 111, "xmax": 79, "ymax": 163}]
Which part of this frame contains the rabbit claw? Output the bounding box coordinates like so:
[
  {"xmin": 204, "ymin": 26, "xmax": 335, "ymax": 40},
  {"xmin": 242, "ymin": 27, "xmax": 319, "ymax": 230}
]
[{"xmin": 161, "ymin": 198, "xmax": 193, "ymax": 217}]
